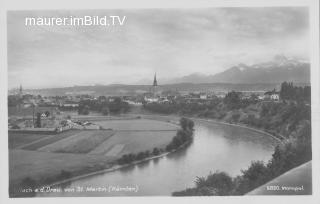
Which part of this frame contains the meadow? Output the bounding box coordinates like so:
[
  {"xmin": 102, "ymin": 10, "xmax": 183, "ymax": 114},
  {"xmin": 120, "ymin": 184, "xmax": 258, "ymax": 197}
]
[
  {"xmin": 89, "ymin": 130, "xmax": 176, "ymax": 156},
  {"xmin": 38, "ymin": 130, "xmax": 115, "ymax": 153},
  {"xmin": 95, "ymin": 119, "xmax": 178, "ymax": 131},
  {"xmin": 9, "ymin": 118, "xmax": 178, "ymax": 189}
]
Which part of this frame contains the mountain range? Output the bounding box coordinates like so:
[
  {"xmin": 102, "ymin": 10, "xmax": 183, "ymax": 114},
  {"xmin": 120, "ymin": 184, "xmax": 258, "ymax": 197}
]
[{"xmin": 160, "ymin": 55, "xmax": 310, "ymax": 84}]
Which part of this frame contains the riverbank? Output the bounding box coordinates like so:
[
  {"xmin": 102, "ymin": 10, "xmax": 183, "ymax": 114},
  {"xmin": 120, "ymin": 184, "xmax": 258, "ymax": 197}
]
[
  {"xmin": 131, "ymin": 113, "xmax": 284, "ymax": 143},
  {"xmin": 193, "ymin": 118, "xmax": 285, "ymax": 143}
]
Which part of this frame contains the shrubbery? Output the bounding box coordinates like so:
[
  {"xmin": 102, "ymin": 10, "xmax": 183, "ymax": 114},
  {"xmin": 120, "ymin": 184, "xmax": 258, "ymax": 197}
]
[
  {"xmin": 166, "ymin": 118, "xmax": 194, "ymax": 151},
  {"xmin": 173, "ymin": 171, "xmax": 233, "ymax": 196},
  {"xmin": 117, "ymin": 149, "xmax": 159, "ymax": 165}
]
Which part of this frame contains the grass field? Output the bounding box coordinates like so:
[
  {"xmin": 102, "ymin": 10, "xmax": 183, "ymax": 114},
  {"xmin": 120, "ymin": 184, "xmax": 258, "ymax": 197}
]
[
  {"xmin": 9, "ymin": 133, "xmax": 52, "ymax": 149},
  {"xmin": 9, "ymin": 149, "xmax": 114, "ymax": 186},
  {"xmin": 20, "ymin": 130, "xmax": 82, "ymax": 150},
  {"xmin": 95, "ymin": 119, "xmax": 178, "ymax": 130},
  {"xmin": 38, "ymin": 130, "xmax": 115, "ymax": 153},
  {"xmin": 89, "ymin": 130, "xmax": 176, "ymax": 156}
]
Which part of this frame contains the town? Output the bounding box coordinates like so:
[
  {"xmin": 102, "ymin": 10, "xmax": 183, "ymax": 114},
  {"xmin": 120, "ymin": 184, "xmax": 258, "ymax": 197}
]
[{"xmin": 8, "ymin": 73, "xmax": 291, "ymax": 132}]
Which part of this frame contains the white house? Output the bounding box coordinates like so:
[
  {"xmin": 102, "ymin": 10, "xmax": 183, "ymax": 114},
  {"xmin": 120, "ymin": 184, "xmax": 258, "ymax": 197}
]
[
  {"xmin": 264, "ymin": 90, "xmax": 280, "ymax": 101},
  {"xmin": 270, "ymin": 93, "xmax": 280, "ymax": 101},
  {"xmin": 200, "ymin": 93, "xmax": 208, "ymax": 100}
]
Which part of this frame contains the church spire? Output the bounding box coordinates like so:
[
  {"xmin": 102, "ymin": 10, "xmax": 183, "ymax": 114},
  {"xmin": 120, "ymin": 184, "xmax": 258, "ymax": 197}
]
[{"xmin": 153, "ymin": 72, "xmax": 158, "ymax": 86}]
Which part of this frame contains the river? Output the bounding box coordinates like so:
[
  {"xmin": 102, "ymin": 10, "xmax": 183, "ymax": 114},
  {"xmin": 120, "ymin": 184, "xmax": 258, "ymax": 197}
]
[{"xmin": 37, "ymin": 120, "xmax": 278, "ymax": 197}]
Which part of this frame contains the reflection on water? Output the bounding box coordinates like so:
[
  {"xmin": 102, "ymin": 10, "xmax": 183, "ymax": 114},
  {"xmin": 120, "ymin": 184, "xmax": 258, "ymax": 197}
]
[
  {"xmin": 136, "ymin": 160, "xmax": 152, "ymax": 170},
  {"xmin": 152, "ymin": 157, "xmax": 160, "ymax": 165},
  {"xmin": 37, "ymin": 121, "xmax": 277, "ymax": 197}
]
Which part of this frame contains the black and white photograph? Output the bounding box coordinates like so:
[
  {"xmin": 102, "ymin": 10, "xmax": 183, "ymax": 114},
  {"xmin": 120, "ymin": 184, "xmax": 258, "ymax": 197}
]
[{"xmin": 1, "ymin": 0, "xmax": 320, "ymax": 202}]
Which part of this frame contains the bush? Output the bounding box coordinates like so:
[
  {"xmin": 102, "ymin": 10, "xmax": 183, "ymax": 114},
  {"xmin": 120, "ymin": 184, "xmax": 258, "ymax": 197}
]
[
  {"xmin": 231, "ymin": 113, "xmax": 240, "ymax": 122},
  {"xmin": 173, "ymin": 172, "xmax": 233, "ymax": 196},
  {"xmin": 136, "ymin": 152, "xmax": 146, "ymax": 160},
  {"xmin": 101, "ymin": 107, "xmax": 109, "ymax": 115},
  {"xmin": 144, "ymin": 150, "xmax": 150, "ymax": 157},
  {"xmin": 197, "ymin": 172, "xmax": 234, "ymax": 196},
  {"xmin": 166, "ymin": 144, "xmax": 173, "ymax": 152},
  {"xmin": 234, "ymin": 161, "xmax": 270, "ymax": 195},
  {"xmin": 152, "ymin": 148, "xmax": 160, "ymax": 156},
  {"xmin": 78, "ymin": 105, "xmax": 90, "ymax": 115}
]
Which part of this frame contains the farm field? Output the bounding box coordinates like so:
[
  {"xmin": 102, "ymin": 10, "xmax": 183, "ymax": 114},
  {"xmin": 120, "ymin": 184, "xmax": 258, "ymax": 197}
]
[
  {"xmin": 22, "ymin": 130, "xmax": 82, "ymax": 150},
  {"xmin": 9, "ymin": 133, "xmax": 52, "ymax": 149},
  {"xmin": 39, "ymin": 130, "xmax": 115, "ymax": 153},
  {"xmin": 8, "ymin": 130, "xmax": 82, "ymax": 150}
]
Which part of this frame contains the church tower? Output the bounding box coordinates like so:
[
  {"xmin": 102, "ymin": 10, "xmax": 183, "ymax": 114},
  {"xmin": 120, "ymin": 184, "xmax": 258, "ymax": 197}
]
[{"xmin": 152, "ymin": 73, "xmax": 158, "ymax": 97}]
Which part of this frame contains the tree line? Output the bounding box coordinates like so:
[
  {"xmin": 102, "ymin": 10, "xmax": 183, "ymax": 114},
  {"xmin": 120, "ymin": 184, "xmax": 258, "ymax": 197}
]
[
  {"xmin": 78, "ymin": 97, "xmax": 130, "ymax": 115},
  {"xmin": 280, "ymin": 81, "xmax": 310, "ymax": 103}
]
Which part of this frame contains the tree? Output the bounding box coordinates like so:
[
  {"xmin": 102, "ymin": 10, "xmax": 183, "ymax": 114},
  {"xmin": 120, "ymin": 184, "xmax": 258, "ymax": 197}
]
[
  {"xmin": 108, "ymin": 97, "xmax": 130, "ymax": 114},
  {"xmin": 224, "ymin": 91, "xmax": 241, "ymax": 109},
  {"xmin": 45, "ymin": 111, "xmax": 50, "ymax": 117},
  {"xmin": 280, "ymin": 81, "xmax": 311, "ymax": 103},
  {"xmin": 235, "ymin": 161, "xmax": 270, "ymax": 195},
  {"xmin": 202, "ymin": 172, "xmax": 234, "ymax": 196},
  {"xmin": 36, "ymin": 112, "xmax": 41, "ymax": 128},
  {"xmin": 78, "ymin": 105, "xmax": 89, "ymax": 115},
  {"xmin": 180, "ymin": 117, "xmax": 194, "ymax": 131},
  {"xmin": 101, "ymin": 106, "xmax": 109, "ymax": 115},
  {"xmin": 231, "ymin": 113, "xmax": 240, "ymax": 122},
  {"xmin": 8, "ymin": 95, "xmax": 20, "ymax": 107},
  {"xmin": 180, "ymin": 117, "xmax": 189, "ymax": 130},
  {"xmin": 136, "ymin": 152, "xmax": 146, "ymax": 160},
  {"xmin": 152, "ymin": 148, "xmax": 160, "ymax": 156}
]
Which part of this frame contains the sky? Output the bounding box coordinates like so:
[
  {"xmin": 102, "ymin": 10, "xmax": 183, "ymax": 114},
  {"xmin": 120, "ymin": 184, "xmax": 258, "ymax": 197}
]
[{"xmin": 7, "ymin": 7, "xmax": 309, "ymax": 89}]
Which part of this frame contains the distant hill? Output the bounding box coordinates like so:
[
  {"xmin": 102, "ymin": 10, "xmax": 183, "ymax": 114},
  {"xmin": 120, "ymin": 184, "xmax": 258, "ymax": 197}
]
[{"xmin": 166, "ymin": 55, "xmax": 310, "ymax": 84}]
